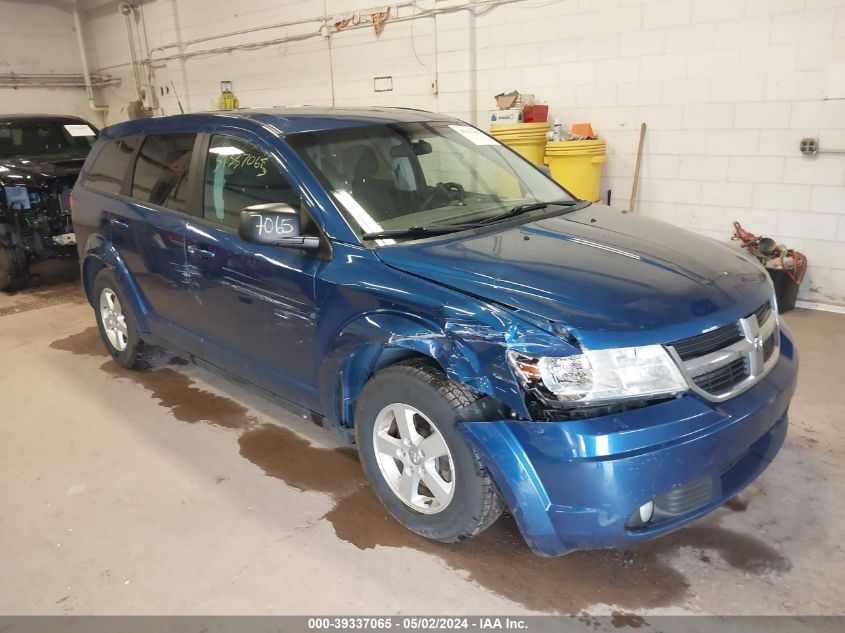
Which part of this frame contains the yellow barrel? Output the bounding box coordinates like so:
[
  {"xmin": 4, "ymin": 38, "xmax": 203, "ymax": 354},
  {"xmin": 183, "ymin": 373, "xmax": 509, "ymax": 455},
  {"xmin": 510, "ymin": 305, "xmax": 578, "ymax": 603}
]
[
  {"xmin": 544, "ymin": 140, "xmax": 607, "ymax": 202},
  {"xmin": 490, "ymin": 122, "xmax": 549, "ymax": 166}
]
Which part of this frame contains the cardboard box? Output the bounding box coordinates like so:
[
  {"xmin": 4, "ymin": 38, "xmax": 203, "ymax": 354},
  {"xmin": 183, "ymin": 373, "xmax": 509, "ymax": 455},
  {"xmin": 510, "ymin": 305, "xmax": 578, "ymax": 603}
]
[
  {"xmin": 494, "ymin": 93, "xmax": 518, "ymax": 109},
  {"xmin": 489, "ymin": 108, "xmax": 523, "ymax": 123}
]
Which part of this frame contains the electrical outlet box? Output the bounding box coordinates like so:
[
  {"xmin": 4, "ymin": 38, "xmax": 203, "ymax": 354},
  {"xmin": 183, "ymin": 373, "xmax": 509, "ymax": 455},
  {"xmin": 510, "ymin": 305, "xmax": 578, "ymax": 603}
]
[
  {"xmin": 800, "ymin": 137, "xmax": 818, "ymax": 155},
  {"xmin": 374, "ymin": 76, "xmax": 393, "ymax": 92}
]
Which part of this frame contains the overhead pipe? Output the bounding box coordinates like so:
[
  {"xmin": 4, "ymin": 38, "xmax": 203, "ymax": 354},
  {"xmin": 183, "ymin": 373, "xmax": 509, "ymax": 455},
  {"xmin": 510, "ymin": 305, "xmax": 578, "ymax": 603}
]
[
  {"xmin": 147, "ymin": 0, "xmax": 527, "ymax": 63},
  {"xmin": 0, "ymin": 73, "xmax": 113, "ymax": 88},
  {"xmin": 72, "ymin": 0, "xmax": 109, "ymax": 114},
  {"xmin": 119, "ymin": 2, "xmax": 144, "ymax": 101},
  {"xmin": 135, "ymin": 0, "xmax": 158, "ymax": 103},
  {"xmin": 467, "ymin": 9, "xmax": 477, "ymax": 125},
  {"xmin": 148, "ymin": 14, "xmax": 321, "ymax": 57}
]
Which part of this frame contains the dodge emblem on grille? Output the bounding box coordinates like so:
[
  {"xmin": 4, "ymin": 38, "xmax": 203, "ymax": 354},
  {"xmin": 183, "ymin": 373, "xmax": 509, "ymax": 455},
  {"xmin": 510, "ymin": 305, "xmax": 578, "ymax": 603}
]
[{"xmin": 668, "ymin": 302, "xmax": 780, "ymax": 402}]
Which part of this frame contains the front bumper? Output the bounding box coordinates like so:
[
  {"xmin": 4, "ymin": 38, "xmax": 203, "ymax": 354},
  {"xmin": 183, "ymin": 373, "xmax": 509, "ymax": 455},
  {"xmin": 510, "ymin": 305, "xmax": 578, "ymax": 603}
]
[{"xmin": 460, "ymin": 330, "xmax": 798, "ymax": 556}]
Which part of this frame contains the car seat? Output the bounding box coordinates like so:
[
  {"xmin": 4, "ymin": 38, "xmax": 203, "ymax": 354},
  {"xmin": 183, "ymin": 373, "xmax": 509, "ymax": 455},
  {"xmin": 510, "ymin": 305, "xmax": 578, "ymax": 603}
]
[{"xmin": 342, "ymin": 144, "xmax": 400, "ymax": 221}]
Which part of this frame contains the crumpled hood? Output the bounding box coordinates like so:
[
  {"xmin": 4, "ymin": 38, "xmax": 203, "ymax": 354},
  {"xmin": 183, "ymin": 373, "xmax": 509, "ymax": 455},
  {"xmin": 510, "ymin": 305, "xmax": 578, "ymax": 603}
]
[
  {"xmin": 0, "ymin": 156, "xmax": 84, "ymax": 187},
  {"xmin": 376, "ymin": 205, "xmax": 771, "ymax": 348}
]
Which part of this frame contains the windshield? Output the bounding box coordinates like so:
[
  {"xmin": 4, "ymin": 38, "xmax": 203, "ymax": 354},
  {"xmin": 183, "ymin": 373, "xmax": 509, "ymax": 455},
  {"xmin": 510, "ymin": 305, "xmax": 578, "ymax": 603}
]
[
  {"xmin": 286, "ymin": 121, "xmax": 574, "ymax": 242},
  {"xmin": 0, "ymin": 120, "xmax": 97, "ymax": 160}
]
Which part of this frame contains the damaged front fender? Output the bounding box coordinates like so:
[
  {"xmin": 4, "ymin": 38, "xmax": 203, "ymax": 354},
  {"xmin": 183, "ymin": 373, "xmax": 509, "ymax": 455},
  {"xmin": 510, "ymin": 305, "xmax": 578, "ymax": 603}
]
[{"xmin": 317, "ymin": 303, "xmax": 577, "ymax": 433}]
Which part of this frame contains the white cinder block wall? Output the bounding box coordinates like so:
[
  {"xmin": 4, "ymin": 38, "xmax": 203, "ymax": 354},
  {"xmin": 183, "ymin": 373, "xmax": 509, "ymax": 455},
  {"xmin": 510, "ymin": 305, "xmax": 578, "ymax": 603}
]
[
  {"xmin": 0, "ymin": 0, "xmax": 91, "ymax": 118},
  {"xmin": 12, "ymin": 0, "xmax": 845, "ymax": 306}
]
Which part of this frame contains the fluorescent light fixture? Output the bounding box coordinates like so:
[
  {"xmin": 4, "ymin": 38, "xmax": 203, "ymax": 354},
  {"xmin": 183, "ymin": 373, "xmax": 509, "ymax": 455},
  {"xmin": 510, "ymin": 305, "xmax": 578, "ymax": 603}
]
[{"xmin": 209, "ymin": 146, "xmax": 244, "ymax": 156}]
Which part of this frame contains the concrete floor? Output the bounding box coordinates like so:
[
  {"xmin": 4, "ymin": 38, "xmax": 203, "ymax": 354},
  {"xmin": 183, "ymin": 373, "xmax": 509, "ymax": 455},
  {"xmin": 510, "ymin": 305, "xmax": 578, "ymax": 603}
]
[{"xmin": 1, "ymin": 261, "xmax": 843, "ymax": 616}]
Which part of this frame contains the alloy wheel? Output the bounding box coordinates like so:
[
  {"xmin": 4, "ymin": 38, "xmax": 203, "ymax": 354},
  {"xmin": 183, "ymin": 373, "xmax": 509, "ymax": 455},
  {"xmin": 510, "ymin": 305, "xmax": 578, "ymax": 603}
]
[
  {"xmin": 99, "ymin": 287, "xmax": 128, "ymax": 352},
  {"xmin": 372, "ymin": 403, "xmax": 456, "ymax": 514}
]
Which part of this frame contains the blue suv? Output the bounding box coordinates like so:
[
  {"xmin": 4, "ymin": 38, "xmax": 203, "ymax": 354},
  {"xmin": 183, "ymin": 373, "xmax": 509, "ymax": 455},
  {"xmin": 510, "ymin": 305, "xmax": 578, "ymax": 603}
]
[{"xmin": 71, "ymin": 107, "xmax": 797, "ymax": 556}]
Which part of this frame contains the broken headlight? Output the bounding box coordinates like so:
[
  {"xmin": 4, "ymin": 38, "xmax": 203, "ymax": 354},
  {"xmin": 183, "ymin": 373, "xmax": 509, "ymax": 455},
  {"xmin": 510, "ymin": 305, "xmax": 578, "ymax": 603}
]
[{"xmin": 508, "ymin": 346, "xmax": 688, "ymax": 406}]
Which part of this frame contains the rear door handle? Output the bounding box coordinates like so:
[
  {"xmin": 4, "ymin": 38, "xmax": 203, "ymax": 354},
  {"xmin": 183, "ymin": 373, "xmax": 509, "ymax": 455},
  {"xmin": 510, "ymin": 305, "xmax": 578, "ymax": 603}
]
[
  {"xmin": 187, "ymin": 244, "xmax": 216, "ymax": 259},
  {"xmin": 110, "ymin": 217, "xmax": 129, "ymax": 230}
]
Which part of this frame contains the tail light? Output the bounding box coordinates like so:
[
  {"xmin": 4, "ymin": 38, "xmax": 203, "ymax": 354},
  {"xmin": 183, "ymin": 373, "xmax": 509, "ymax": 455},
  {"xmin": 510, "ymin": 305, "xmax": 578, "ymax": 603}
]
[{"xmin": 69, "ymin": 191, "xmax": 74, "ymax": 213}]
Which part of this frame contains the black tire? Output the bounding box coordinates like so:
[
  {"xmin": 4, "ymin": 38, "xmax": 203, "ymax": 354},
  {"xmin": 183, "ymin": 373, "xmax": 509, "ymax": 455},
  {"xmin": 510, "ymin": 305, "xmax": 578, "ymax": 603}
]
[
  {"xmin": 355, "ymin": 358, "xmax": 504, "ymax": 543},
  {"xmin": 0, "ymin": 246, "xmax": 29, "ymax": 292},
  {"xmin": 92, "ymin": 268, "xmax": 159, "ymax": 370}
]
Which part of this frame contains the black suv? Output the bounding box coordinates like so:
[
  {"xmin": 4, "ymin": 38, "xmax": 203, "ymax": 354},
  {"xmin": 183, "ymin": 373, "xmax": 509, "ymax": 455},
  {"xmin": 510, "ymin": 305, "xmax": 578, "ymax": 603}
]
[{"xmin": 0, "ymin": 114, "xmax": 98, "ymax": 290}]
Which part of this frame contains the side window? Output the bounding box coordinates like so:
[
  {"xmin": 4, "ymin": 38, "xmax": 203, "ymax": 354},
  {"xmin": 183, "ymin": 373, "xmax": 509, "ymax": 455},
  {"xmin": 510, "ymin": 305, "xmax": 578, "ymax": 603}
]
[
  {"xmin": 86, "ymin": 136, "xmax": 139, "ymax": 195},
  {"xmin": 203, "ymin": 135, "xmax": 300, "ymax": 228},
  {"xmin": 131, "ymin": 134, "xmax": 196, "ymax": 212}
]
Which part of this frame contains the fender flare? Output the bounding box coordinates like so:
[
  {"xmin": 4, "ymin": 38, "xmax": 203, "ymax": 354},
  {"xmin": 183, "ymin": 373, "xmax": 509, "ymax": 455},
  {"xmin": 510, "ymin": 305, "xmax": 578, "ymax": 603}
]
[
  {"xmin": 317, "ymin": 311, "xmax": 498, "ymax": 432},
  {"xmin": 81, "ymin": 232, "xmax": 151, "ymax": 332}
]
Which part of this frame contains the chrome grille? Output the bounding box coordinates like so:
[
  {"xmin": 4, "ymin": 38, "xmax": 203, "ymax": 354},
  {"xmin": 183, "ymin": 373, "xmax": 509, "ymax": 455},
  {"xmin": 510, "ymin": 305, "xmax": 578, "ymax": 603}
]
[
  {"xmin": 672, "ymin": 322, "xmax": 743, "ymax": 361},
  {"xmin": 693, "ymin": 357, "xmax": 748, "ymax": 393},
  {"xmin": 668, "ymin": 300, "xmax": 780, "ymax": 402}
]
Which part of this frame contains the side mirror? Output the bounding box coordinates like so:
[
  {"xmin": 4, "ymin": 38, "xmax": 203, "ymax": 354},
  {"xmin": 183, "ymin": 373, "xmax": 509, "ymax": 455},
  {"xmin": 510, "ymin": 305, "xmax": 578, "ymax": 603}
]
[{"xmin": 238, "ymin": 203, "xmax": 320, "ymax": 250}]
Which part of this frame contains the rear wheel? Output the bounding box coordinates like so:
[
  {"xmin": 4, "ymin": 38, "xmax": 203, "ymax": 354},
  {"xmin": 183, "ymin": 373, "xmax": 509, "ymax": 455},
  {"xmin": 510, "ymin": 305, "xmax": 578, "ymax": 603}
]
[
  {"xmin": 92, "ymin": 268, "xmax": 159, "ymax": 370},
  {"xmin": 0, "ymin": 246, "xmax": 29, "ymax": 292},
  {"xmin": 355, "ymin": 359, "xmax": 503, "ymax": 543}
]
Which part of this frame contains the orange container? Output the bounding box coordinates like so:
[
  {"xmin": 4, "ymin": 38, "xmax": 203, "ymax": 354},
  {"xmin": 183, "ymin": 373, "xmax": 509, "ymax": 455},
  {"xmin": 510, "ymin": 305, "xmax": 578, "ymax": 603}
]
[{"xmin": 571, "ymin": 122, "xmax": 595, "ymax": 138}]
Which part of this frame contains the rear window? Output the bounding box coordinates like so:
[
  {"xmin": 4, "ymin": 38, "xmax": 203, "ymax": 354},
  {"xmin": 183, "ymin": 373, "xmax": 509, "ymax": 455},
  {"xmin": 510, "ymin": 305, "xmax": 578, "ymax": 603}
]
[
  {"xmin": 86, "ymin": 137, "xmax": 139, "ymax": 195},
  {"xmin": 131, "ymin": 134, "xmax": 196, "ymax": 212}
]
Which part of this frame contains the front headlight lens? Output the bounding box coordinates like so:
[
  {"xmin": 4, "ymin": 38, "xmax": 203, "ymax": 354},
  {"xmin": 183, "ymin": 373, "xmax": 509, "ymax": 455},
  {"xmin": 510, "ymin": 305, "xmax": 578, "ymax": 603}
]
[{"xmin": 508, "ymin": 345, "xmax": 688, "ymax": 406}]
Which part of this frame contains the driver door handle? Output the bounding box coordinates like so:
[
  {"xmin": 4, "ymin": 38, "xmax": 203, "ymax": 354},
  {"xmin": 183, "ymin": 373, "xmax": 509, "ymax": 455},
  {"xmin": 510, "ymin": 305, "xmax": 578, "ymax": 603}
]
[
  {"xmin": 110, "ymin": 217, "xmax": 129, "ymax": 230},
  {"xmin": 187, "ymin": 244, "xmax": 216, "ymax": 259}
]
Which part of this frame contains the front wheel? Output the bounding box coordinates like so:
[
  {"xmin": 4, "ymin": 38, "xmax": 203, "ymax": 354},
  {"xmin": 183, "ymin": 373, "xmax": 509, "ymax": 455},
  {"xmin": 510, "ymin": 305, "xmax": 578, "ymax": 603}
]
[{"xmin": 355, "ymin": 359, "xmax": 503, "ymax": 543}]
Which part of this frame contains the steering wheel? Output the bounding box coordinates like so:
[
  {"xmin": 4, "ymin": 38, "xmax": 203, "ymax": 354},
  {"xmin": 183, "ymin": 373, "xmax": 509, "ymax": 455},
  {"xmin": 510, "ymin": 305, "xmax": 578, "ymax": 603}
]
[{"xmin": 420, "ymin": 181, "xmax": 466, "ymax": 209}]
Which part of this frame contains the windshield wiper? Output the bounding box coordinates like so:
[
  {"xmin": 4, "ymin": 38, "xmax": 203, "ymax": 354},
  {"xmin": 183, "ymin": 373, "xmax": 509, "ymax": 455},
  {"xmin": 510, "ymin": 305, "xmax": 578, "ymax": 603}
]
[
  {"xmin": 476, "ymin": 199, "xmax": 579, "ymax": 226},
  {"xmin": 361, "ymin": 224, "xmax": 477, "ymax": 240},
  {"xmin": 361, "ymin": 200, "xmax": 582, "ymax": 240}
]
